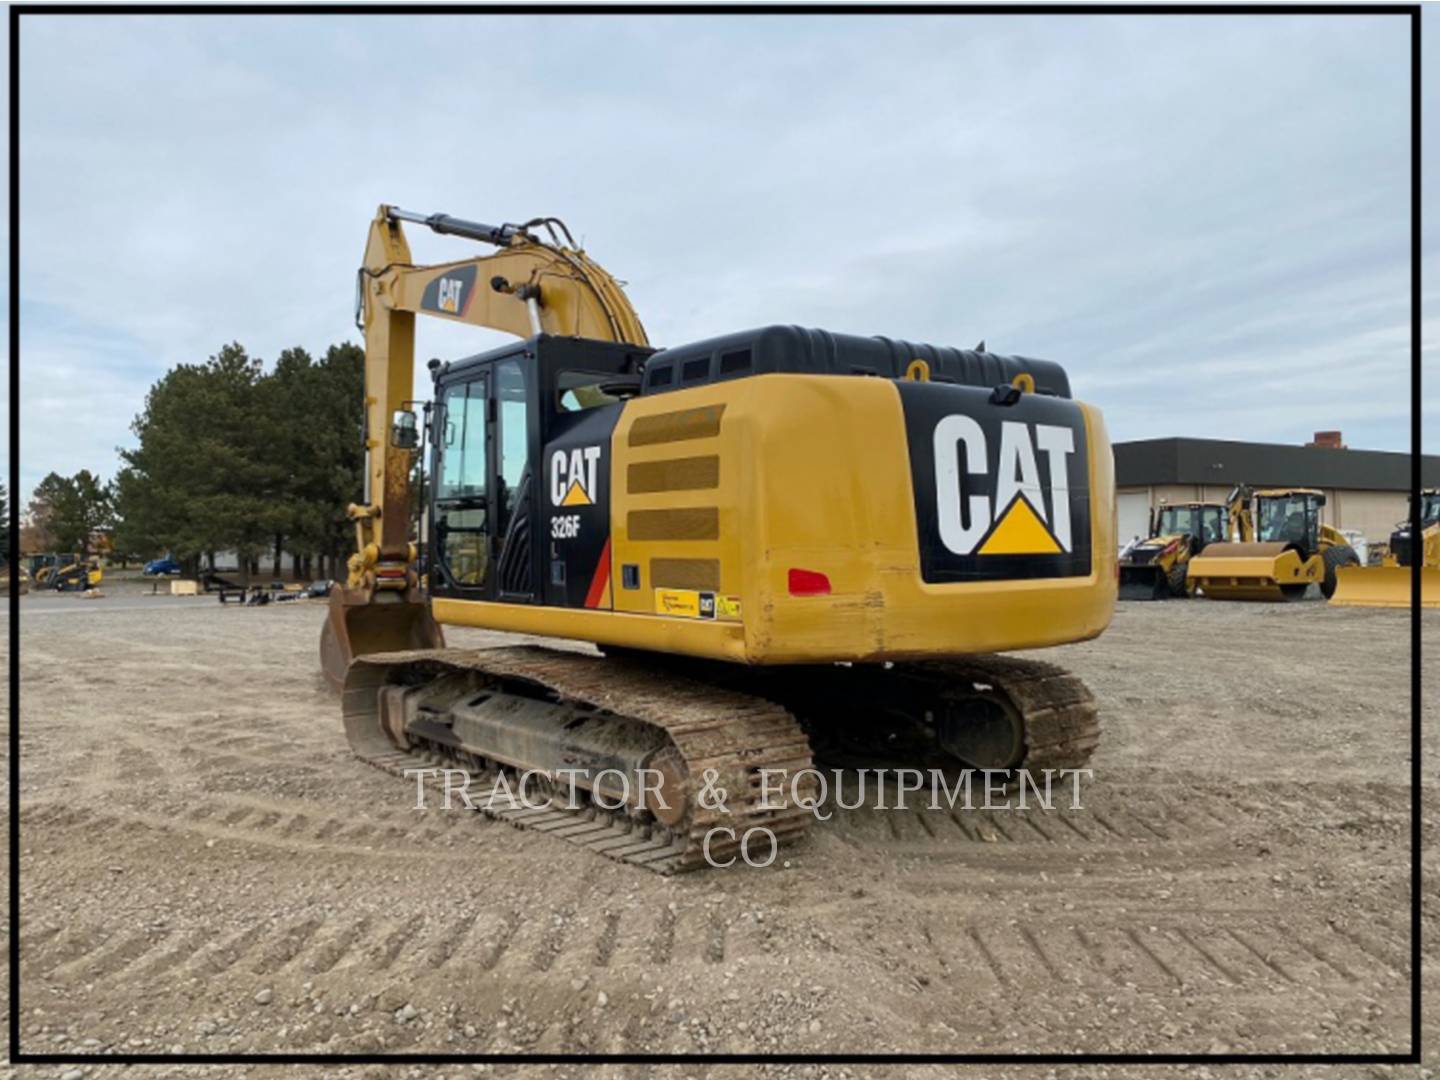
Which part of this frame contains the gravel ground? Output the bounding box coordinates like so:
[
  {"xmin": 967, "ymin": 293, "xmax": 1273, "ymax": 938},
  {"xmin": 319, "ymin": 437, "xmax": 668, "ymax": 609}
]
[{"xmin": 4, "ymin": 591, "xmax": 1435, "ymax": 1080}]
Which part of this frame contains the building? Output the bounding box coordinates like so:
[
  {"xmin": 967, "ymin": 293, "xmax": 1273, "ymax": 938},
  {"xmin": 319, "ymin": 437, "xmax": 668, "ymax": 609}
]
[{"xmin": 1113, "ymin": 433, "xmax": 1440, "ymax": 547}]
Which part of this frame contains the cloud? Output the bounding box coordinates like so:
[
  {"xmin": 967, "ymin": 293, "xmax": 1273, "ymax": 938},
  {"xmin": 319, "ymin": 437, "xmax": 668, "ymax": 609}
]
[{"xmin": 13, "ymin": 11, "xmax": 1422, "ymax": 501}]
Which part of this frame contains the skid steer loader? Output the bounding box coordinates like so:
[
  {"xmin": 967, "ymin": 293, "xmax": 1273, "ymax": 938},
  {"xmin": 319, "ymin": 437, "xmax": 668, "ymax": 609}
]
[
  {"xmin": 1329, "ymin": 488, "xmax": 1440, "ymax": 608},
  {"xmin": 318, "ymin": 205, "xmax": 1116, "ymax": 873},
  {"xmin": 32, "ymin": 554, "xmax": 102, "ymax": 592},
  {"xmin": 1186, "ymin": 486, "xmax": 1358, "ymax": 601},
  {"xmin": 1117, "ymin": 500, "xmax": 1227, "ymax": 600}
]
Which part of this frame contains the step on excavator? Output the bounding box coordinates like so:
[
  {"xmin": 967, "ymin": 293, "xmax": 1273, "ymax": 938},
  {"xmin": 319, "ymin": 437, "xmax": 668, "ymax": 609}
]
[
  {"xmin": 321, "ymin": 205, "xmax": 1116, "ymax": 872},
  {"xmin": 1185, "ymin": 485, "xmax": 1358, "ymax": 601},
  {"xmin": 1117, "ymin": 500, "xmax": 1227, "ymax": 600},
  {"xmin": 1329, "ymin": 488, "xmax": 1440, "ymax": 608}
]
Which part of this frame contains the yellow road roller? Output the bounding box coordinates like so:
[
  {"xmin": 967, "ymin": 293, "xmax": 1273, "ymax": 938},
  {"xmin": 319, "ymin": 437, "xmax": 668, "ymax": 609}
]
[{"xmin": 1187, "ymin": 486, "xmax": 1358, "ymax": 602}]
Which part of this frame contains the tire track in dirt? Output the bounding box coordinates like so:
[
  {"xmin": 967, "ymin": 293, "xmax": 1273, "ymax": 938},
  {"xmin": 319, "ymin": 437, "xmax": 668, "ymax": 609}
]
[
  {"xmin": 366, "ymin": 916, "xmax": 426, "ymax": 972},
  {"xmin": 15, "ymin": 601, "xmax": 1422, "ymax": 1057},
  {"xmin": 920, "ymin": 917, "xmax": 1406, "ymax": 994},
  {"xmin": 424, "ymin": 913, "xmax": 480, "ymax": 969},
  {"xmin": 48, "ymin": 929, "xmax": 173, "ymax": 983},
  {"xmin": 19, "ymin": 792, "xmax": 485, "ymax": 861},
  {"xmin": 114, "ymin": 928, "xmax": 211, "ymax": 984},
  {"xmin": 251, "ymin": 916, "xmax": 325, "ymax": 975},
  {"xmin": 306, "ymin": 916, "xmax": 371, "ymax": 974}
]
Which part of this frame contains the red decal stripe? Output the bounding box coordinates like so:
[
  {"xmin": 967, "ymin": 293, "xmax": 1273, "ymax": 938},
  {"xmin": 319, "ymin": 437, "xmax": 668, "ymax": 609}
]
[{"xmin": 583, "ymin": 538, "xmax": 612, "ymax": 608}]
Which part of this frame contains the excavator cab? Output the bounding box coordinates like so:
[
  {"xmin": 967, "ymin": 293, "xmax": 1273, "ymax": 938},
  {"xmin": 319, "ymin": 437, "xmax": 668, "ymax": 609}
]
[
  {"xmin": 322, "ymin": 336, "xmax": 653, "ymax": 686},
  {"xmin": 426, "ymin": 337, "xmax": 648, "ymax": 607}
]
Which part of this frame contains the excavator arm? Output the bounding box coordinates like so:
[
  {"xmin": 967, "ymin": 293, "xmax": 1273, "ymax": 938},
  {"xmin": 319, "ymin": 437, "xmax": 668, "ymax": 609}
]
[{"xmin": 321, "ymin": 205, "xmax": 648, "ymax": 688}]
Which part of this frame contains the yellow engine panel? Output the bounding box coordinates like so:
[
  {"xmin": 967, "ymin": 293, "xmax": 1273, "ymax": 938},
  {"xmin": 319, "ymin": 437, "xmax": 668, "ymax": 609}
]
[{"xmin": 435, "ymin": 373, "xmax": 1115, "ymax": 664}]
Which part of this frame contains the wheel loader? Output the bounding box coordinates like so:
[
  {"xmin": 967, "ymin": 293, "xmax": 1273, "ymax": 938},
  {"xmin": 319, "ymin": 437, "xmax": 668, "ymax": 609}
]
[
  {"xmin": 1185, "ymin": 485, "xmax": 1358, "ymax": 601},
  {"xmin": 321, "ymin": 205, "xmax": 1115, "ymax": 872},
  {"xmin": 1329, "ymin": 488, "xmax": 1440, "ymax": 608},
  {"xmin": 1117, "ymin": 500, "xmax": 1227, "ymax": 600}
]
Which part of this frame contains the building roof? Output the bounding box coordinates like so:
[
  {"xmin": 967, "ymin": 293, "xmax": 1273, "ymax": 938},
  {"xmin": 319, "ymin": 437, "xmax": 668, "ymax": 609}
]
[{"xmin": 1114, "ymin": 437, "xmax": 1440, "ymax": 492}]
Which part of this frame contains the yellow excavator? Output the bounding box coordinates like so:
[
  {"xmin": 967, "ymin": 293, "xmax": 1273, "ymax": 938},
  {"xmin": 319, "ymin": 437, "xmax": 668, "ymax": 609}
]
[
  {"xmin": 322, "ymin": 205, "xmax": 1116, "ymax": 872},
  {"xmin": 1117, "ymin": 500, "xmax": 1228, "ymax": 600},
  {"xmin": 1185, "ymin": 485, "xmax": 1358, "ymax": 601},
  {"xmin": 1329, "ymin": 488, "xmax": 1440, "ymax": 608}
]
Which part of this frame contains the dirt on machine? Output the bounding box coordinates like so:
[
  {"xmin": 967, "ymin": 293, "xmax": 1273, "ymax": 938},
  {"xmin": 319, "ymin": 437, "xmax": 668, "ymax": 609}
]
[
  {"xmin": 319, "ymin": 204, "xmax": 1115, "ymax": 872},
  {"xmin": 1185, "ymin": 485, "xmax": 1358, "ymax": 602},
  {"xmin": 1330, "ymin": 488, "xmax": 1440, "ymax": 609}
]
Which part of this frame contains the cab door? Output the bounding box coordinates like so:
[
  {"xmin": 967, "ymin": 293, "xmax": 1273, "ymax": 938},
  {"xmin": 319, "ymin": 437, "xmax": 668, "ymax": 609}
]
[
  {"xmin": 431, "ymin": 355, "xmax": 538, "ymax": 603},
  {"xmin": 490, "ymin": 357, "xmax": 537, "ymax": 602},
  {"xmin": 432, "ymin": 370, "xmax": 492, "ymax": 597},
  {"xmin": 1196, "ymin": 506, "xmax": 1225, "ymax": 554}
]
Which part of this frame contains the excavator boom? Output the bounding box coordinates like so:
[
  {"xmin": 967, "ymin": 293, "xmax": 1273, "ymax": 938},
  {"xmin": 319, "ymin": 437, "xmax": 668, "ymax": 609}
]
[{"xmin": 321, "ymin": 206, "xmax": 649, "ymax": 688}]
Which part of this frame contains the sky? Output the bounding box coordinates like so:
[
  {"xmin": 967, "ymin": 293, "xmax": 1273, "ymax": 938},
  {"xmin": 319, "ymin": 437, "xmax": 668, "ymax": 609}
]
[{"xmin": 10, "ymin": 10, "xmax": 1433, "ymax": 503}]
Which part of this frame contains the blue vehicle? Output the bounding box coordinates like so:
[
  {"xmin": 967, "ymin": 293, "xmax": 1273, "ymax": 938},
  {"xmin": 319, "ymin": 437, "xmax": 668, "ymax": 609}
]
[{"xmin": 142, "ymin": 556, "xmax": 182, "ymax": 577}]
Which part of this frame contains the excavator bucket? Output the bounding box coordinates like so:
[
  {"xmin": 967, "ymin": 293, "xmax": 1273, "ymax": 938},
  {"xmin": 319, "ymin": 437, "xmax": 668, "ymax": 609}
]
[
  {"xmin": 1329, "ymin": 564, "xmax": 1440, "ymax": 609},
  {"xmin": 320, "ymin": 590, "xmax": 445, "ymax": 692}
]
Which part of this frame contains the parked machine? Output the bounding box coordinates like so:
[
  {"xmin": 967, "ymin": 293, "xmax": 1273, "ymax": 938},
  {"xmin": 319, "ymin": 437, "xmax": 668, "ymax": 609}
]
[
  {"xmin": 31, "ymin": 553, "xmax": 102, "ymax": 592},
  {"xmin": 1186, "ymin": 486, "xmax": 1358, "ymax": 601},
  {"xmin": 56, "ymin": 560, "xmax": 102, "ymax": 592},
  {"xmin": 1329, "ymin": 488, "xmax": 1440, "ymax": 608},
  {"xmin": 29, "ymin": 553, "xmax": 66, "ymax": 585},
  {"xmin": 318, "ymin": 205, "xmax": 1116, "ymax": 872},
  {"xmin": 1117, "ymin": 501, "xmax": 1227, "ymax": 600}
]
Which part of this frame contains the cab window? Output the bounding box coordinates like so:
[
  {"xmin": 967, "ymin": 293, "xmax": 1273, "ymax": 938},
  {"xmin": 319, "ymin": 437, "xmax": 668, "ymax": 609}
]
[
  {"xmin": 1157, "ymin": 507, "xmax": 1195, "ymax": 536},
  {"xmin": 1257, "ymin": 496, "xmax": 1314, "ymax": 546},
  {"xmin": 435, "ymin": 378, "xmax": 489, "ymax": 589},
  {"xmin": 1421, "ymin": 492, "xmax": 1440, "ymax": 526},
  {"xmin": 438, "ymin": 380, "xmax": 488, "ymax": 499},
  {"xmin": 1200, "ymin": 508, "xmax": 1225, "ymax": 544},
  {"xmin": 557, "ymin": 369, "xmax": 624, "ymax": 413}
]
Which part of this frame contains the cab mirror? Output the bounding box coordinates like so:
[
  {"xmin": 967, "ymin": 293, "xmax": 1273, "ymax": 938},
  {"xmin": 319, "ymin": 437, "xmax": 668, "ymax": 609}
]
[{"xmin": 390, "ymin": 409, "xmax": 420, "ymax": 451}]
